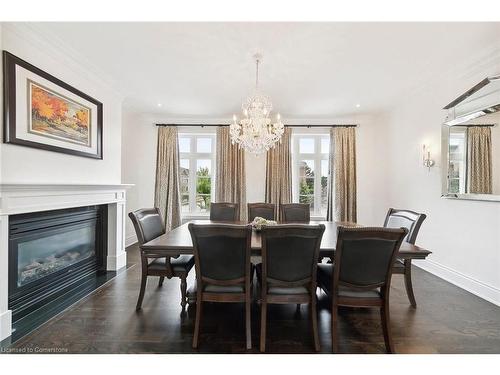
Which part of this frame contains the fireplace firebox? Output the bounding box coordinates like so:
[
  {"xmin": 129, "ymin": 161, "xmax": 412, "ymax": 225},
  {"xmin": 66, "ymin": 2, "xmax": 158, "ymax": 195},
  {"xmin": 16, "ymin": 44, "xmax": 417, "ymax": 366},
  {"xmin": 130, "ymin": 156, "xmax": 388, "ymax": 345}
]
[{"xmin": 8, "ymin": 205, "xmax": 108, "ymax": 327}]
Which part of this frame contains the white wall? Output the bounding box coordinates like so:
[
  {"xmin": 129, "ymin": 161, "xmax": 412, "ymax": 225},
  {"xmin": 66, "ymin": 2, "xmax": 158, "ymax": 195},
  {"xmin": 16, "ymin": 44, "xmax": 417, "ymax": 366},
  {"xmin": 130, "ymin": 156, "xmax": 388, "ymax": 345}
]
[
  {"xmin": 0, "ymin": 23, "xmax": 123, "ymax": 184},
  {"xmin": 121, "ymin": 112, "xmax": 158, "ymax": 245},
  {"xmin": 121, "ymin": 114, "xmax": 388, "ymax": 243},
  {"xmin": 377, "ymin": 63, "xmax": 500, "ymax": 305}
]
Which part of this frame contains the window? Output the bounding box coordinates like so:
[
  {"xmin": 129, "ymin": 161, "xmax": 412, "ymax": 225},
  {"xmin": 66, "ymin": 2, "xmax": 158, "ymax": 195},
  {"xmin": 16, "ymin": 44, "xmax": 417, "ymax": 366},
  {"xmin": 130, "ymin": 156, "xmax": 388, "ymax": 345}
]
[
  {"xmin": 178, "ymin": 133, "xmax": 216, "ymax": 215},
  {"xmin": 292, "ymin": 134, "xmax": 330, "ymax": 217},
  {"xmin": 448, "ymin": 128, "xmax": 466, "ymax": 194}
]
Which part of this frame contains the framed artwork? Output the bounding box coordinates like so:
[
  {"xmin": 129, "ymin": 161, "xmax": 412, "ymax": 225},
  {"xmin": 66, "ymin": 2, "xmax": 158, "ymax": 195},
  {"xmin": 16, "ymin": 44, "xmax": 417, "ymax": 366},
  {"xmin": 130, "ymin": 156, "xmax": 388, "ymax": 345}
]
[{"xmin": 3, "ymin": 51, "xmax": 103, "ymax": 159}]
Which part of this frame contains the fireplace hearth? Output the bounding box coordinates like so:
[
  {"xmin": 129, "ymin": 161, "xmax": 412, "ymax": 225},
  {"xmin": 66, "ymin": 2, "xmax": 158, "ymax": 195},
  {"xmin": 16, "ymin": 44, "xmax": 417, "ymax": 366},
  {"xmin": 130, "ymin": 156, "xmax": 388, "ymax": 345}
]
[{"xmin": 8, "ymin": 205, "xmax": 108, "ymax": 335}]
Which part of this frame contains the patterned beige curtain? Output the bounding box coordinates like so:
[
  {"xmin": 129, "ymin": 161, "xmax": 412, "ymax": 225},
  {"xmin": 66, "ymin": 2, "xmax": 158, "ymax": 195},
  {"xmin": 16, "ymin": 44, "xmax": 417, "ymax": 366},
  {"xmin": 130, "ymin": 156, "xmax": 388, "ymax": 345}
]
[
  {"xmin": 215, "ymin": 126, "xmax": 247, "ymax": 220},
  {"xmin": 467, "ymin": 126, "xmax": 492, "ymax": 194},
  {"xmin": 154, "ymin": 126, "xmax": 181, "ymax": 232},
  {"xmin": 328, "ymin": 127, "xmax": 357, "ymax": 222},
  {"xmin": 265, "ymin": 127, "xmax": 292, "ymax": 220}
]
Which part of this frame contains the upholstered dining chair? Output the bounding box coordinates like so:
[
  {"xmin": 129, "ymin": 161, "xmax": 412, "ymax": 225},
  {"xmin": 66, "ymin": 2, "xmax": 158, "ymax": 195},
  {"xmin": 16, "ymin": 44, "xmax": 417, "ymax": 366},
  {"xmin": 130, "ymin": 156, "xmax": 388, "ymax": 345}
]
[
  {"xmin": 128, "ymin": 208, "xmax": 194, "ymax": 311},
  {"xmin": 247, "ymin": 203, "xmax": 276, "ymax": 222},
  {"xmin": 317, "ymin": 226, "xmax": 407, "ymax": 353},
  {"xmin": 209, "ymin": 202, "xmax": 240, "ymax": 221},
  {"xmin": 280, "ymin": 203, "xmax": 310, "ymax": 223},
  {"xmin": 384, "ymin": 208, "xmax": 427, "ymax": 307},
  {"xmin": 259, "ymin": 224, "xmax": 325, "ymax": 352},
  {"xmin": 188, "ymin": 223, "xmax": 253, "ymax": 350}
]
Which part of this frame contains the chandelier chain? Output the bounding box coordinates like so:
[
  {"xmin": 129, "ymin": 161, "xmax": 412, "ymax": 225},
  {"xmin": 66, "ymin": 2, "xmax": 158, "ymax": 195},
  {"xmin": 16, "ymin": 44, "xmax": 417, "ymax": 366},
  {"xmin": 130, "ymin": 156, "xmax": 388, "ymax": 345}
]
[{"xmin": 255, "ymin": 57, "xmax": 259, "ymax": 88}]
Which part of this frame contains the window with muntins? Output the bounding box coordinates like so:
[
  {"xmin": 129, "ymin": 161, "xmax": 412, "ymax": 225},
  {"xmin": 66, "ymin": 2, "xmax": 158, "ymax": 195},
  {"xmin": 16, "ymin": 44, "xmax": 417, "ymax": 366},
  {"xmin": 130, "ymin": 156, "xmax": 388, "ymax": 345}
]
[
  {"xmin": 178, "ymin": 133, "xmax": 216, "ymax": 215},
  {"xmin": 292, "ymin": 133, "xmax": 330, "ymax": 218},
  {"xmin": 448, "ymin": 128, "xmax": 466, "ymax": 194}
]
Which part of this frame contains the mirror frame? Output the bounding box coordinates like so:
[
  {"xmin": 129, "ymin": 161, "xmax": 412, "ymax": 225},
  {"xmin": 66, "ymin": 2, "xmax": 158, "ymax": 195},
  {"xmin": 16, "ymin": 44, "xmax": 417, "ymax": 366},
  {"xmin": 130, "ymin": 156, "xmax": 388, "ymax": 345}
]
[{"xmin": 441, "ymin": 75, "xmax": 500, "ymax": 202}]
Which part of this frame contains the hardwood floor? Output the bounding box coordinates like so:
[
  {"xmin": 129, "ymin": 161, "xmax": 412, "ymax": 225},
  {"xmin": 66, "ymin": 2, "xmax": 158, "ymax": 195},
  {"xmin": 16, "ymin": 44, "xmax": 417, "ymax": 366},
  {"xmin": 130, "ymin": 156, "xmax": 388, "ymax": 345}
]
[{"xmin": 4, "ymin": 243, "xmax": 500, "ymax": 354}]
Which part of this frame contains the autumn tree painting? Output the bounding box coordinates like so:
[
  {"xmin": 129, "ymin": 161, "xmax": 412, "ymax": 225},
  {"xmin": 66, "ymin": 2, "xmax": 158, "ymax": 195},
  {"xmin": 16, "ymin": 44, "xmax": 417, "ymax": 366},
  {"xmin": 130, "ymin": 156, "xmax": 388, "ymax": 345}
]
[{"xmin": 30, "ymin": 82, "xmax": 91, "ymax": 146}]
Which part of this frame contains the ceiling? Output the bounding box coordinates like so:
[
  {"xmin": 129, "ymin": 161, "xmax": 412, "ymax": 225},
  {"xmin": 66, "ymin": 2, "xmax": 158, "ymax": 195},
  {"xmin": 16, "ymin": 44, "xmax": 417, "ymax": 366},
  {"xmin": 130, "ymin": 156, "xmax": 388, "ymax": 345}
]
[{"xmin": 25, "ymin": 22, "xmax": 500, "ymax": 119}]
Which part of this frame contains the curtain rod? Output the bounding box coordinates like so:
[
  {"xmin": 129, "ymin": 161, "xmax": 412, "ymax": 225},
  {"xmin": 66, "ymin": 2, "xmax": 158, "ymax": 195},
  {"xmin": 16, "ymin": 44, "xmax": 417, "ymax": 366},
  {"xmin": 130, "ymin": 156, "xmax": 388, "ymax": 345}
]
[
  {"xmin": 155, "ymin": 123, "xmax": 358, "ymax": 128},
  {"xmin": 454, "ymin": 123, "xmax": 496, "ymax": 127}
]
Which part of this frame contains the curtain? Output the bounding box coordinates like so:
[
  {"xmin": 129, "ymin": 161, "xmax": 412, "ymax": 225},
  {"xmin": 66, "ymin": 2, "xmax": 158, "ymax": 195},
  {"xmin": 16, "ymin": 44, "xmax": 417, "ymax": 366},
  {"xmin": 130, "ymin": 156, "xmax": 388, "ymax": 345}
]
[
  {"xmin": 327, "ymin": 127, "xmax": 357, "ymax": 222},
  {"xmin": 215, "ymin": 126, "xmax": 247, "ymax": 220},
  {"xmin": 467, "ymin": 126, "xmax": 492, "ymax": 194},
  {"xmin": 154, "ymin": 126, "xmax": 181, "ymax": 232},
  {"xmin": 265, "ymin": 127, "xmax": 292, "ymax": 220}
]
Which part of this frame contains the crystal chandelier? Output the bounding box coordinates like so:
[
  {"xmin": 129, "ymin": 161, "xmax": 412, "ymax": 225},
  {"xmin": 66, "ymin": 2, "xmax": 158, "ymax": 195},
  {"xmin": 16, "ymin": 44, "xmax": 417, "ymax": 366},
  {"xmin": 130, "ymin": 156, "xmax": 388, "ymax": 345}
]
[{"xmin": 230, "ymin": 53, "xmax": 284, "ymax": 154}]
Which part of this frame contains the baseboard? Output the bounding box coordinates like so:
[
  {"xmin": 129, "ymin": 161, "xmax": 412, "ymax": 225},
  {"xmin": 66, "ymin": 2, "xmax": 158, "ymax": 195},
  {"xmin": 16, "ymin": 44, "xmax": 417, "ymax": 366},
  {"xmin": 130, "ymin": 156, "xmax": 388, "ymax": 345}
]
[
  {"xmin": 0, "ymin": 309, "xmax": 12, "ymax": 341},
  {"xmin": 125, "ymin": 233, "xmax": 137, "ymax": 248},
  {"xmin": 414, "ymin": 259, "xmax": 500, "ymax": 307},
  {"xmin": 107, "ymin": 252, "xmax": 127, "ymax": 271}
]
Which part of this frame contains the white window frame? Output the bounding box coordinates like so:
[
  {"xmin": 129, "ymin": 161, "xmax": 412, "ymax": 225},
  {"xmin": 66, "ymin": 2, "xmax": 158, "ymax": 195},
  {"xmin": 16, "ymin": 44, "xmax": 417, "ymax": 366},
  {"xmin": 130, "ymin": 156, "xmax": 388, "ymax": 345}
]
[
  {"xmin": 448, "ymin": 127, "xmax": 467, "ymax": 194},
  {"xmin": 178, "ymin": 129, "xmax": 216, "ymax": 218},
  {"xmin": 291, "ymin": 131, "xmax": 330, "ymax": 219}
]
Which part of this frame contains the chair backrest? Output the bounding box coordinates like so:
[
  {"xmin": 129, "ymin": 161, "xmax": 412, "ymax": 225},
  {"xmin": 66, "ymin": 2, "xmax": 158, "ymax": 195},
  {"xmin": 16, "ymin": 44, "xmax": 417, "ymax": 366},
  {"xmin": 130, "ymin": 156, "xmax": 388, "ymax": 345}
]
[
  {"xmin": 280, "ymin": 203, "xmax": 310, "ymax": 223},
  {"xmin": 209, "ymin": 202, "xmax": 240, "ymax": 221},
  {"xmin": 248, "ymin": 203, "xmax": 276, "ymax": 222},
  {"xmin": 261, "ymin": 224, "xmax": 325, "ymax": 288},
  {"xmin": 188, "ymin": 224, "xmax": 252, "ymax": 287},
  {"xmin": 334, "ymin": 227, "xmax": 407, "ymax": 292},
  {"xmin": 383, "ymin": 208, "xmax": 426, "ymax": 244},
  {"xmin": 128, "ymin": 208, "xmax": 165, "ymax": 245}
]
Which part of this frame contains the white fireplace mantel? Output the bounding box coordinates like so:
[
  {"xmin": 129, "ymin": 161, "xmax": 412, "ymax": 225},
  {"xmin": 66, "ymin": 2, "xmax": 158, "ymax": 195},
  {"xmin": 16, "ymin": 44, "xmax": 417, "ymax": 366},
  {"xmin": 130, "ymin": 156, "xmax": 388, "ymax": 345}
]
[{"xmin": 0, "ymin": 183, "xmax": 133, "ymax": 341}]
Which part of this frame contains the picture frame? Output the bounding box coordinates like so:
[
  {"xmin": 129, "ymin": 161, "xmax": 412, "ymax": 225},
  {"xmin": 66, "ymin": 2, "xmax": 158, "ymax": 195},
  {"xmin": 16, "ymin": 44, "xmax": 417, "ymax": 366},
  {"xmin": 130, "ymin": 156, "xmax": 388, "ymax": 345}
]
[{"xmin": 3, "ymin": 51, "xmax": 103, "ymax": 159}]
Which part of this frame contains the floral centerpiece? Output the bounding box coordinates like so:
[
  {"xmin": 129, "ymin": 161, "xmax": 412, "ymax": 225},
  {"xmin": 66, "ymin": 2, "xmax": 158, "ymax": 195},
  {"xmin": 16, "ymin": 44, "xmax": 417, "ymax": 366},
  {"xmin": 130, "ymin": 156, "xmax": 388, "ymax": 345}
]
[{"xmin": 251, "ymin": 216, "xmax": 277, "ymax": 231}]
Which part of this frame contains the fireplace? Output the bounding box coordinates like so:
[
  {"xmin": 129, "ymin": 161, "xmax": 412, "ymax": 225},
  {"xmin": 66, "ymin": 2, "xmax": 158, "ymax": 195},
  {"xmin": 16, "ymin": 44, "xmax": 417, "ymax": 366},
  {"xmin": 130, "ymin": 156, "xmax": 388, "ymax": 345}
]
[{"xmin": 8, "ymin": 205, "xmax": 108, "ymax": 326}]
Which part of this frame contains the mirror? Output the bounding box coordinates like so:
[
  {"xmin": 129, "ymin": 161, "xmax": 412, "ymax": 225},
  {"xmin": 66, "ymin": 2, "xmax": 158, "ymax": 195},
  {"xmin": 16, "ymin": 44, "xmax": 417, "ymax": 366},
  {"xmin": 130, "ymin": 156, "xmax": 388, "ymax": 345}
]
[
  {"xmin": 442, "ymin": 75, "xmax": 500, "ymax": 201},
  {"xmin": 443, "ymin": 112, "xmax": 500, "ymax": 199}
]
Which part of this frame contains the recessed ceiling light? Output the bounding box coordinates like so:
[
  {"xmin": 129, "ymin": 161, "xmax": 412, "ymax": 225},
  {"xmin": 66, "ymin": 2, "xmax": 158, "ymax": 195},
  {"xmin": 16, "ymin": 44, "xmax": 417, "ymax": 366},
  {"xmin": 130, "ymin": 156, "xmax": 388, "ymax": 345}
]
[
  {"xmin": 157, "ymin": 103, "xmax": 162, "ymax": 107},
  {"xmin": 355, "ymin": 104, "xmax": 361, "ymax": 108}
]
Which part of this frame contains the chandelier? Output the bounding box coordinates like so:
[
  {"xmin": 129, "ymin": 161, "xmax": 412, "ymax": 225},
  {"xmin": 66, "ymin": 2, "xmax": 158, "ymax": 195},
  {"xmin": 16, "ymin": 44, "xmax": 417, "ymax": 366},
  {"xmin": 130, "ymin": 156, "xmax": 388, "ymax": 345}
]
[{"xmin": 230, "ymin": 53, "xmax": 284, "ymax": 154}]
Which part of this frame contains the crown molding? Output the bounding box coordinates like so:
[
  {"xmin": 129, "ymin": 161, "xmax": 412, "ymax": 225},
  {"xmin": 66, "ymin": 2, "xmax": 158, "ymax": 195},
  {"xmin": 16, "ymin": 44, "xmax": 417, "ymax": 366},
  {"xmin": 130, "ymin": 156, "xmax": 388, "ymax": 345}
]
[{"xmin": 2, "ymin": 23, "xmax": 126, "ymax": 101}]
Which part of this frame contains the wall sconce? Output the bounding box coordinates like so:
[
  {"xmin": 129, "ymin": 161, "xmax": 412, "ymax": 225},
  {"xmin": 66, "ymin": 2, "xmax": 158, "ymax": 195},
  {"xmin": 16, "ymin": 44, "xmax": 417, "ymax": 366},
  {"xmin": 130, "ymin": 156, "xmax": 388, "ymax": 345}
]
[{"xmin": 422, "ymin": 144, "xmax": 435, "ymax": 171}]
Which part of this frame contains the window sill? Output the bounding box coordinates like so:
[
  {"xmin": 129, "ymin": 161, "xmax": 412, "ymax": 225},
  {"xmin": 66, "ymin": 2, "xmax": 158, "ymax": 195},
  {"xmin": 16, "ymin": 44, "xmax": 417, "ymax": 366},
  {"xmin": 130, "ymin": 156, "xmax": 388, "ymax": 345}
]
[
  {"xmin": 181, "ymin": 214, "xmax": 210, "ymax": 223},
  {"xmin": 311, "ymin": 215, "xmax": 327, "ymax": 221}
]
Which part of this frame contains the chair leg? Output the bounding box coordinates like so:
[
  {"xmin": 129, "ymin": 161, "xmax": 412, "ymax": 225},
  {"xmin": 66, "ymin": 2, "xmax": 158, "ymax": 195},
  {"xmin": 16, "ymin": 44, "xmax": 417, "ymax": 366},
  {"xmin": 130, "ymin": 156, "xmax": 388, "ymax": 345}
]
[
  {"xmin": 403, "ymin": 260, "xmax": 417, "ymax": 308},
  {"xmin": 381, "ymin": 303, "xmax": 395, "ymax": 353},
  {"xmin": 260, "ymin": 302, "xmax": 267, "ymax": 352},
  {"xmin": 331, "ymin": 304, "xmax": 339, "ymax": 353},
  {"xmin": 310, "ymin": 298, "xmax": 320, "ymax": 352},
  {"xmin": 180, "ymin": 275, "xmax": 187, "ymax": 309},
  {"xmin": 136, "ymin": 273, "xmax": 148, "ymax": 311},
  {"xmin": 158, "ymin": 276, "xmax": 165, "ymax": 287},
  {"xmin": 192, "ymin": 297, "xmax": 203, "ymax": 349},
  {"xmin": 245, "ymin": 297, "xmax": 252, "ymax": 350}
]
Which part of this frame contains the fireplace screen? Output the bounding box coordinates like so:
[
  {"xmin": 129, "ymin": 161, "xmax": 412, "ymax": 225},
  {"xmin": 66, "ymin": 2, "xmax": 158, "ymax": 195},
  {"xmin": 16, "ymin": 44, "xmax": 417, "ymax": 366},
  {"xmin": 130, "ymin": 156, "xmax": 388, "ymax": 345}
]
[
  {"xmin": 17, "ymin": 225, "xmax": 96, "ymax": 287},
  {"xmin": 9, "ymin": 205, "xmax": 107, "ymax": 326}
]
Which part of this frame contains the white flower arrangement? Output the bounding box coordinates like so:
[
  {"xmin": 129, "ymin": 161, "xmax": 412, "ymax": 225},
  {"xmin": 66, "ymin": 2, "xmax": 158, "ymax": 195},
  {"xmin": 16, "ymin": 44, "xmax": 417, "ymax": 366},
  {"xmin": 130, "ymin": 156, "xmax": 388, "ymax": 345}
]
[{"xmin": 251, "ymin": 216, "xmax": 277, "ymax": 231}]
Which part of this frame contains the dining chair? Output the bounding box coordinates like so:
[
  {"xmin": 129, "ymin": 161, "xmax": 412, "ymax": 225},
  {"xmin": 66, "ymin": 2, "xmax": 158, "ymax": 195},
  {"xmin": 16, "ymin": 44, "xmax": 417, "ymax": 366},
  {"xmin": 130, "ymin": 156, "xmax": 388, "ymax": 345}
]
[
  {"xmin": 383, "ymin": 208, "xmax": 427, "ymax": 307},
  {"xmin": 317, "ymin": 226, "xmax": 407, "ymax": 353},
  {"xmin": 209, "ymin": 202, "xmax": 240, "ymax": 221},
  {"xmin": 128, "ymin": 208, "xmax": 195, "ymax": 311},
  {"xmin": 280, "ymin": 203, "xmax": 310, "ymax": 223},
  {"xmin": 188, "ymin": 223, "xmax": 253, "ymax": 350},
  {"xmin": 259, "ymin": 224, "xmax": 325, "ymax": 352},
  {"xmin": 247, "ymin": 202, "xmax": 276, "ymax": 222}
]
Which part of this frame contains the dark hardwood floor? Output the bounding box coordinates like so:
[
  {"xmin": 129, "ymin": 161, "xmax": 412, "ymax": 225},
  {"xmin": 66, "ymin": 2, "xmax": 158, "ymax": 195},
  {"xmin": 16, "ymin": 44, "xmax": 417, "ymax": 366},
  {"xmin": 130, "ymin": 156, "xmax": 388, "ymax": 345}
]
[{"xmin": 5, "ymin": 243, "xmax": 500, "ymax": 354}]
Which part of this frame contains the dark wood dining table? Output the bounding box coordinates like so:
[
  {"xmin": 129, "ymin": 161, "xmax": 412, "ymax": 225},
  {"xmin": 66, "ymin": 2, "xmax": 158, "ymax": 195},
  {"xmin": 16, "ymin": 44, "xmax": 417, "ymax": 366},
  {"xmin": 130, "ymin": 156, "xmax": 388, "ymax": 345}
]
[{"xmin": 140, "ymin": 220, "xmax": 432, "ymax": 260}]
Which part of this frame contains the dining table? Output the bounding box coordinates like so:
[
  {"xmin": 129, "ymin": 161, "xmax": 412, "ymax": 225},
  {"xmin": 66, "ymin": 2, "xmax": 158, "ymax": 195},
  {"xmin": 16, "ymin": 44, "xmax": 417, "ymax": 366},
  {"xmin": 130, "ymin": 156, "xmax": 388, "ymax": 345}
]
[
  {"xmin": 141, "ymin": 220, "xmax": 432, "ymax": 305},
  {"xmin": 141, "ymin": 220, "xmax": 432, "ymax": 260}
]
